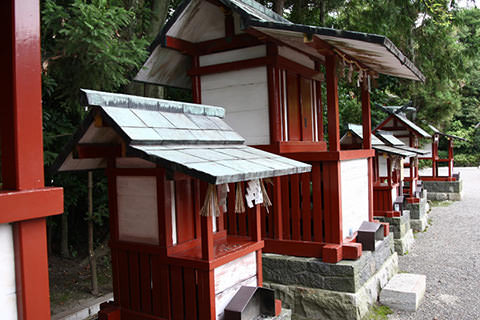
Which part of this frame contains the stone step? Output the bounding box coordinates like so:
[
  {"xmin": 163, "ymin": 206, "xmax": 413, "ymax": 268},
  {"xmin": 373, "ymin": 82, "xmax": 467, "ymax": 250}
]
[{"xmin": 380, "ymin": 273, "xmax": 426, "ymax": 312}]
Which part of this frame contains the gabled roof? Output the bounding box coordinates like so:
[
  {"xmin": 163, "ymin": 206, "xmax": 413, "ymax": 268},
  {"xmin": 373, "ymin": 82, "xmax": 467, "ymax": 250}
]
[
  {"xmin": 346, "ymin": 124, "xmax": 384, "ymax": 146},
  {"xmin": 52, "ymin": 90, "xmax": 310, "ymax": 184},
  {"xmin": 373, "ymin": 145, "xmax": 416, "ymax": 157},
  {"xmin": 375, "ymin": 131, "xmax": 405, "ymax": 146},
  {"xmin": 340, "ymin": 124, "xmax": 414, "ymax": 157},
  {"xmin": 136, "ymin": 0, "xmax": 424, "ymax": 88},
  {"xmin": 375, "ymin": 112, "xmax": 431, "ymax": 139},
  {"xmin": 376, "ymin": 131, "xmax": 429, "ymax": 155},
  {"xmin": 429, "ymin": 125, "xmax": 467, "ymax": 141}
]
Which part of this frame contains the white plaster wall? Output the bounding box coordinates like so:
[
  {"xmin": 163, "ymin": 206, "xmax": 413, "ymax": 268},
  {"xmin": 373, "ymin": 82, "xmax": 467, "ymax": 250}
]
[
  {"xmin": 0, "ymin": 224, "xmax": 18, "ymax": 320},
  {"xmin": 341, "ymin": 158, "xmax": 369, "ymax": 239},
  {"xmin": 201, "ymin": 67, "xmax": 269, "ymax": 145},
  {"xmin": 398, "ymin": 137, "xmax": 410, "ymax": 146},
  {"xmin": 199, "ymin": 45, "xmax": 266, "ymax": 67},
  {"xmin": 117, "ymin": 176, "xmax": 159, "ymax": 244},
  {"xmin": 214, "ymin": 252, "xmax": 257, "ymax": 320},
  {"xmin": 378, "ymin": 156, "xmax": 388, "ymax": 179}
]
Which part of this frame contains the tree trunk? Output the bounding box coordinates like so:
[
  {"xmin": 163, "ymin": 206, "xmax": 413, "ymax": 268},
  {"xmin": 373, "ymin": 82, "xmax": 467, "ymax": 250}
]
[
  {"xmin": 319, "ymin": 0, "xmax": 326, "ymax": 26},
  {"xmin": 273, "ymin": 0, "xmax": 285, "ymax": 15},
  {"xmin": 60, "ymin": 212, "xmax": 69, "ymax": 258},
  {"xmin": 88, "ymin": 171, "xmax": 99, "ymax": 296}
]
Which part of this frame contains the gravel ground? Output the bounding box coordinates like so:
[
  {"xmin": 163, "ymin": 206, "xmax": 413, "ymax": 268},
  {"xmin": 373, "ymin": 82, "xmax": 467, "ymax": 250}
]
[{"xmin": 388, "ymin": 167, "xmax": 480, "ymax": 320}]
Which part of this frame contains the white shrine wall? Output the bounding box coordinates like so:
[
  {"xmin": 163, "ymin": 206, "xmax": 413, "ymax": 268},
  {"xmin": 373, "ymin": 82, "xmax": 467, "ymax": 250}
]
[
  {"xmin": 0, "ymin": 223, "xmax": 18, "ymax": 320},
  {"xmin": 340, "ymin": 158, "xmax": 369, "ymax": 239},
  {"xmin": 214, "ymin": 252, "xmax": 257, "ymax": 320},
  {"xmin": 378, "ymin": 155, "xmax": 388, "ymax": 178},
  {"xmin": 201, "ymin": 65, "xmax": 270, "ymax": 145}
]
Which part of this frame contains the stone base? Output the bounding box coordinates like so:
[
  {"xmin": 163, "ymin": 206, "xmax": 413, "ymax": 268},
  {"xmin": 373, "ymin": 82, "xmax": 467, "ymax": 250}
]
[
  {"xmin": 394, "ymin": 229, "xmax": 414, "ymax": 255},
  {"xmin": 264, "ymin": 254, "xmax": 398, "ymax": 320},
  {"xmin": 410, "ymin": 214, "xmax": 428, "ymax": 232},
  {"xmin": 376, "ymin": 212, "xmax": 414, "ymax": 255},
  {"xmin": 262, "ymin": 235, "xmax": 398, "ymax": 320},
  {"xmin": 423, "ymin": 179, "xmax": 462, "ymax": 202},
  {"xmin": 406, "ymin": 195, "xmax": 428, "ymax": 232},
  {"xmin": 380, "ymin": 273, "xmax": 426, "ymax": 312},
  {"xmin": 266, "ymin": 308, "xmax": 292, "ymax": 320}
]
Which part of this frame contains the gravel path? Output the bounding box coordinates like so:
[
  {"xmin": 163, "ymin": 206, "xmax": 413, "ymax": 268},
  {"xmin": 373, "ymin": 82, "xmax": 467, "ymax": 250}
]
[{"xmin": 388, "ymin": 167, "xmax": 480, "ymax": 320}]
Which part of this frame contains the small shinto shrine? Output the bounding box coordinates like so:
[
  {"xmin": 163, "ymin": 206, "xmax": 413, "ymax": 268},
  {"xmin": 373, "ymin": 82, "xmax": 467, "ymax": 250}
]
[
  {"xmin": 341, "ymin": 124, "xmax": 418, "ymax": 255},
  {"xmin": 136, "ymin": 0, "xmax": 425, "ymax": 264},
  {"xmin": 373, "ymin": 109, "xmax": 431, "ymax": 204},
  {"xmin": 53, "ymin": 89, "xmax": 310, "ymax": 320},
  {"xmin": 418, "ymin": 125, "xmax": 465, "ymax": 201}
]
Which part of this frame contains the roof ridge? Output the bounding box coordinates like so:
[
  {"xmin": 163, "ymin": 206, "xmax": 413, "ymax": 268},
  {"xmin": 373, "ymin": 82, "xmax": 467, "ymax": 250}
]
[{"xmin": 80, "ymin": 89, "xmax": 226, "ymax": 118}]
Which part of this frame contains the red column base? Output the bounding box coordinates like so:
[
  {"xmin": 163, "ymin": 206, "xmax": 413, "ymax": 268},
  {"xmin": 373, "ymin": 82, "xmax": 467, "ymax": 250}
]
[
  {"xmin": 406, "ymin": 197, "xmax": 420, "ymax": 204},
  {"xmin": 322, "ymin": 244, "xmax": 342, "ymax": 263},
  {"xmin": 342, "ymin": 242, "xmax": 362, "ymax": 260},
  {"xmin": 374, "ymin": 220, "xmax": 390, "ymax": 237},
  {"xmin": 98, "ymin": 302, "xmax": 121, "ymax": 320},
  {"xmin": 275, "ymin": 299, "xmax": 282, "ymax": 316}
]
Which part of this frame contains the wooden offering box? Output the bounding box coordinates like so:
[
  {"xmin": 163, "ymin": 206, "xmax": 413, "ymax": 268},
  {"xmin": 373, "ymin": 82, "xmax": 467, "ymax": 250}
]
[
  {"xmin": 53, "ymin": 89, "xmax": 310, "ymax": 320},
  {"xmin": 374, "ymin": 110, "xmax": 431, "ymax": 203},
  {"xmin": 136, "ymin": 0, "xmax": 425, "ymax": 262}
]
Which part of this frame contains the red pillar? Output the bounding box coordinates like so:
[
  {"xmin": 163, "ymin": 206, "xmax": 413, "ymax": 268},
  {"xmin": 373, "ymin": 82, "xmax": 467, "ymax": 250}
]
[
  {"xmin": 0, "ymin": 1, "xmax": 63, "ymax": 319},
  {"xmin": 361, "ymin": 83, "xmax": 374, "ymax": 221},
  {"xmin": 325, "ymin": 55, "xmax": 340, "ymax": 152}
]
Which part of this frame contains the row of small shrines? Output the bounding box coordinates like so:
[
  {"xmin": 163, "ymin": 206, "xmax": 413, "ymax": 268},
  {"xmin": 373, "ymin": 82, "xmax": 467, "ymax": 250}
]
[{"xmin": 53, "ymin": 0, "xmax": 463, "ymax": 320}]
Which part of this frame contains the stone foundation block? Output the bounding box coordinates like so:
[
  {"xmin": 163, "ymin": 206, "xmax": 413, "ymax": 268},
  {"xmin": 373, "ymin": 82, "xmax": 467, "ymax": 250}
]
[
  {"xmin": 376, "ymin": 212, "xmax": 411, "ymax": 240},
  {"xmin": 262, "ymin": 235, "xmax": 394, "ymax": 294},
  {"xmin": 380, "ymin": 273, "xmax": 426, "ymax": 312},
  {"xmin": 410, "ymin": 214, "xmax": 428, "ymax": 232},
  {"xmin": 394, "ymin": 228, "xmax": 414, "ymax": 255},
  {"xmin": 264, "ymin": 254, "xmax": 399, "ymax": 320}
]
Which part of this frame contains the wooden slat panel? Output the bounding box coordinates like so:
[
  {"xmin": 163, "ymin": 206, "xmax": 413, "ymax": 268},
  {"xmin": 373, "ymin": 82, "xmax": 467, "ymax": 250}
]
[
  {"xmin": 272, "ymin": 176, "xmax": 283, "ymax": 240},
  {"xmin": 152, "ymin": 256, "xmax": 171, "ymax": 318},
  {"xmin": 170, "ymin": 266, "xmax": 185, "ymax": 320},
  {"xmin": 197, "ymin": 270, "xmax": 215, "ymax": 320},
  {"xmin": 290, "ymin": 174, "xmax": 301, "ymax": 240},
  {"xmin": 238, "ymin": 183, "xmax": 247, "ymax": 236},
  {"xmin": 286, "ymin": 72, "xmax": 301, "ymax": 141},
  {"xmin": 281, "ymin": 176, "xmax": 291, "ymax": 240},
  {"xmin": 300, "ymin": 77, "xmax": 313, "ymax": 141},
  {"xmin": 118, "ymin": 250, "xmax": 131, "ymax": 308},
  {"xmin": 301, "ymin": 172, "xmax": 312, "ymax": 241},
  {"xmin": 267, "ymin": 182, "xmax": 274, "ymax": 238},
  {"xmin": 183, "ymin": 268, "xmax": 198, "ymax": 320},
  {"xmin": 261, "ymin": 203, "xmax": 267, "ymax": 238},
  {"xmin": 194, "ymin": 179, "xmax": 201, "ymax": 239},
  {"xmin": 129, "ymin": 252, "xmax": 141, "ymax": 311},
  {"xmin": 176, "ymin": 179, "xmax": 195, "ymax": 244},
  {"xmin": 311, "ymin": 164, "xmax": 323, "ymax": 242},
  {"xmin": 139, "ymin": 253, "xmax": 152, "ymax": 314},
  {"xmin": 227, "ymin": 183, "xmax": 237, "ymax": 235}
]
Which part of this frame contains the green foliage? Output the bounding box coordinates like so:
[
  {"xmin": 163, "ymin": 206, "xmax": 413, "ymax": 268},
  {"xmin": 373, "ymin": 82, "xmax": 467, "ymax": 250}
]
[
  {"xmin": 41, "ymin": 0, "xmax": 151, "ymax": 254},
  {"xmin": 363, "ymin": 303, "xmax": 393, "ymax": 320}
]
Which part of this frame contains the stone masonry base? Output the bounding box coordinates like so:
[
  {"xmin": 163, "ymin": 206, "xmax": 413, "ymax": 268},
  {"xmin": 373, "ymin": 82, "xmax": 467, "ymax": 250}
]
[
  {"xmin": 376, "ymin": 211, "xmax": 414, "ymax": 255},
  {"xmin": 423, "ymin": 179, "xmax": 463, "ymax": 201},
  {"xmin": 406, "ymin": 192, "xmax": 429, "ymax": 232},
  {"xmin": 262, "ymin": 235, "xmax": 398, "ymax": 320}
]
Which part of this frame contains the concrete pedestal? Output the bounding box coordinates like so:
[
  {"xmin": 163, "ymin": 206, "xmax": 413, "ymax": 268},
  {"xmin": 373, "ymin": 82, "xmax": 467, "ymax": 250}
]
[
  {"xmin": 262, "ymin": 235, "xmax": 398, "ymax": 320},
  {"xmin": 423, "ymin": 179, "xmax": 463, "ymax": 201},
  {"xmin": 380, "ymin": 273, "xmax": 426, "ymax": 312}
]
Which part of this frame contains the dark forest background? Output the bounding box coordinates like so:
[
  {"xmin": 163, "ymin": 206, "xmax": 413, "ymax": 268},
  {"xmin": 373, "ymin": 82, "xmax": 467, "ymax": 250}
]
[{"xmin": 38, "ymin": 0, "xmax": 480, "ymax": 297}]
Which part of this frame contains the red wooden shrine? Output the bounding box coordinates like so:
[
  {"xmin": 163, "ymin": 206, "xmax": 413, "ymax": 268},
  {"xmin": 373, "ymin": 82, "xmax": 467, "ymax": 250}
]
[
  {"xmin": 136, "ymin": 0, "xmax": 425, "ymax": 263},
  {"xmin": 419, "ymin": 125, "xmax": 466, "ymax": 181},
  {"xmin": 341, "ymin": 124, "xmax": 416, "ymax": 218},
  {"xmin": 374, "ymin": 112, "xmax": 431, "ymax": 204},
  {"xmin": 53, "ymin": 89, "xmax": 310, "ymax": 320},
  {"xmin": 0, "ymin": 1, "xmax": 64, "ymax": 319}
]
